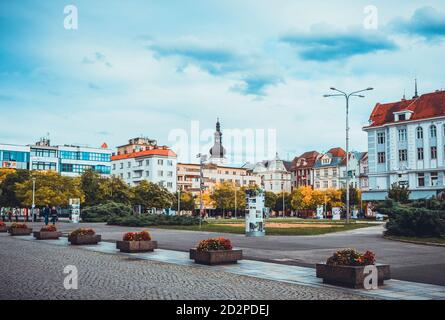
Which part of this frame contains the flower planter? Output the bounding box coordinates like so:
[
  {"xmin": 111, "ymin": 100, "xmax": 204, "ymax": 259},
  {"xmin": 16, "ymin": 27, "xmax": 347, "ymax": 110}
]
[
  {"xmin": 68, "ymin": 234, "xmax": 101, "ymax": 245},
  {"xmin": 9, "ymin": 228, "xmax": 32, "ymax": 236},
  {"xmin": 315, "ymin": 263, "xmax": 391, "ymax": 289},
  {"xmin": 0, "ymin": 226, "xmax": 8, "ymax": 233},
  {"xmin": 116, "ymin": 240, "xmax": 158, "ymax": 253},
  {"xmin": 190, "ymin": 248, "xmax": 243, "ymax": 265},
  {"xmin": 33, "ymin": 231, "xmax": 62, "ymax": 240}
]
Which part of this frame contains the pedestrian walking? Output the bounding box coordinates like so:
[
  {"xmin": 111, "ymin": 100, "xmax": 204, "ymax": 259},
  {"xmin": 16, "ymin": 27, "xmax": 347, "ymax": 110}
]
[
  {"xmin": 50, "ymin": 206, "xmax": 58, "ymax": 225},
  {"xmin": 13, "ymin": 207, "xmax": 20, "ymax": 222},
  {"xmin": 8, "ymin": 208, "xmax": 12, "ymax": 222},
  {"xmin": 43, "ymin": 205, "xmax": 50, "ymax": 226}
]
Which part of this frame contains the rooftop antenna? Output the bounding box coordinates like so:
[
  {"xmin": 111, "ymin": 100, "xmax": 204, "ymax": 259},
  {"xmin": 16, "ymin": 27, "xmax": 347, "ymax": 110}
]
[{"xmin": 402, "ymin": 89, "xmax": 406, "ymax": 100}]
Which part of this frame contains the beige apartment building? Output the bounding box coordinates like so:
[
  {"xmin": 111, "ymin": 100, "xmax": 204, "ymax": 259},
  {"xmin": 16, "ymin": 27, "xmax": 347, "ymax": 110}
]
[{"xmin": 177, "ymin": 162, "xmax": 261, "ymax": 194}]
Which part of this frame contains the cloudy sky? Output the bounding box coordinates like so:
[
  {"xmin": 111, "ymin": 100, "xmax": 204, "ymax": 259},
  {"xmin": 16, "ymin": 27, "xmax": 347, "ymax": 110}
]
[{"xmin": 1, "ymin": 0, "xmax": 445, "ymax": 164}]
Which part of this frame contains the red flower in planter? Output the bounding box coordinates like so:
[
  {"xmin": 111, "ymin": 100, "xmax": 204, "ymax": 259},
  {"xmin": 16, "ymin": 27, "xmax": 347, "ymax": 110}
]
[
  {"xmin": 0, "ymin": 221, "xmax": 5, "ymax": 227},
  {"xmin": 70, "ymin": 228, "xmax": 95, "ymax": 237},
  {"xmin": 10, "ymin": 223, "xmax": 28, "ymax": 229},
  {"xmin": 196, "ymin": 237, "xmax": 233, "ymax": 252},
  {"xmin": 123, "ymin": 231, "xmax": 151, "ymax": 241},
  {"xmin": 41, "ymin": 225, "xmax": 57, "ymax": 232},
  {"xmin": 363, "ymin": 250, "xmax": 376, "ymax": 265},
  {"xmin": 327, "ymin": 248, "xmax": 376, "ymax": 266}
]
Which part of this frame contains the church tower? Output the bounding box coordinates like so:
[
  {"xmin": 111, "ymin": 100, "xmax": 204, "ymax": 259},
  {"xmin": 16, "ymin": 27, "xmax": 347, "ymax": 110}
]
[{"xmin": 209, "ymin": 118, "xmax": 226, "ymax": 164}]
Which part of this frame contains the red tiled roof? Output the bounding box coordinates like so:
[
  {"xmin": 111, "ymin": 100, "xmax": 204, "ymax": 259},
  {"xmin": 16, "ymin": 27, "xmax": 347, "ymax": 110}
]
[
  {"xmin": 366, "ymin": 91, "xmax": 445, "ymax": 128},
  {"xmin": 291, "ymin": 151, "xmax": 320, "ymax": 170},
  {"xmin": 327, "ymin": 147, "xmax": 346, "ymax": 158},
  {"xmin": 111, "ymin": 148, "xmax": 176, "ymax": 161}
]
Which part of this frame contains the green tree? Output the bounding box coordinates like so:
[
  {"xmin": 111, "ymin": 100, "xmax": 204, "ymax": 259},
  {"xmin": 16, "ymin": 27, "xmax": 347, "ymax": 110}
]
[
  {"xmin": 341, "ymin": 187, "xmax": 360, "ymax": 207},
  {"xmin": 132, "ymin": 181, "xmax": 174, "ymax": 210},
  {"xmin": 211, "ymin": 181, "xmax": 246, "ymax": 212},
  {"xmin": 99, "ymin": 176, "xmax": 133, "ymax": 205},
  {"xmin": 275, "ymin": 192, "xmax": 292, "ymax": 214},
  {"xmin": 80, "ymin": 169, "xmax": 104, "ymax": 206},
  {"xmin": 0, "ymin": 169, "xmax": 30, "ymax": 207},
  {"xmin": 265, "ymin": 191, "xmax": 277, "ymax": 210},
  {"xmin": 172, "ymin": 191, "xmax": 197, "ymax": 212},
  {"xmin": 388, "ymin": 183, "xmax": 410, "ymax": 203},
  {"xmin": 15, "ymin": 171, "xmax": 84, "ymax": 207}
]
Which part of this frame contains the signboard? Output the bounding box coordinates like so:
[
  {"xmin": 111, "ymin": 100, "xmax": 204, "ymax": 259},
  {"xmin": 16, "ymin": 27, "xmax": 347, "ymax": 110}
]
[
  {"xmin": 316, "ymin": 205, "xmax": 324, "ymax": 219},
  {"xmin": 352, "ymin": 209, "xmax": 359, "ymax": 219},
  {"xmin": 69, "ymin": 198, "xmax": 81, "ymax": 223},
  {"xmin": 332, "ymin": 207, "xmax": 341, "ymax": 220},
  {"xmin": 2, "ymin": 161, "xmax": 17, "ymax": 169},
  {"xmin": 245, "ymin": 189, "xmax": 266, "ymax": 237}
]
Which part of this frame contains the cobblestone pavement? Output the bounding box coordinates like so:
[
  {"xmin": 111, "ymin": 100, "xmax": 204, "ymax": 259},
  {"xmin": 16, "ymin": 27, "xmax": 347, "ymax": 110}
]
[
  {"xmin": 0, "ymin": 235, "xmax": 373, "ymax": 300},
  {"xmin": 25, "ymin": 222, "xmax": 445, "ymax": 286}
]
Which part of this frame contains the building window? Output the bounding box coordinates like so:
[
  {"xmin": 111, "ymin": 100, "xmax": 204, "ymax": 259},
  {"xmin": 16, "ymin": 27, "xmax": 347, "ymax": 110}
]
[
  {"xmin": 158, "ymin": 159, "xmax": 164, "ymax": 165},
  {"xmin": 316, "ymin": 170, "xmax": 320, "ymax": 178},
  {"xmin": 127, "ymin": 162, "xmax": 131, "ymax": 168},
  {"xmin": 127, "ymin": 172, "xmax": 131, "ymax": 179},
  {"xmin": 398, "ymin": 128, "xmax": 407, "ymax": 142},
  {"xmin": 315, "ymin": 182, "xmax": 320, "ymax": 189},
  {"xmin": 332, "ymin": 169, "xmax": 337, "ymax": 177},
  {"xmin": 120, "ymin": 163, "xmax": 123, "ymax": 169},
  {"xmin": 377, "ymin": 152, "xmax": 386, "ymax": 164},
  {"xmin": 146, "ymin": 171, "xmax": 149, "ymax": 177},
  {"xmin": 323, "ymin": 181, "xmax": 328, "ymax": 189},
  {"xmin": 146, "ymin": 159, "xmax": 150, "ymax": 166},
  {"xmin": 112, "ymin": 164, "xmax": 116, "ymax": 170},
  {"xmin": 399, "ymin": 149, "xmax": 408, "ymax": 162},
  {"xmin": 416, "ymin": 127, "xmax": 423, "ymax": 140},
  {"xmin": 431, "ymin": 125, "xmax": 437, "ymax": 138},
  {"xmin": 158, "ymin": 170, "xmax": 163, "ymax": 177},
  {"xmin": 167, "ymin": 182, "xmax": 173, "ymax": 188},
  {"xmin": 377, "ymin": 132, "xmax": 385, "ymax": 144},
  {"xmin": 417, "ymin": 148, "xmax": 424, "ymax": 160},
  {"xmin": 167, "ymin": 171, "xmax": 173, "ymax": 177},
  {"xmin": 332, "ymin": 180, "xmax": 337, "ymax": 188},
  {"xmin": 431, "ymin": 146, "xmax": 437, "ymax": 160},
  {"xmin": 418, "ymin": 173, "xmax": 425, "ymax": 187},
  {"xmin": 167, "ymin": 160, "xmax": 173, "ymax": 166},
  {"xmin": 431, "ymin": 172, "xmax": 438, "ymax": 186},
  {"xmin": 324, "ymin": 169, "xmax": 328, "ymax": 177}
]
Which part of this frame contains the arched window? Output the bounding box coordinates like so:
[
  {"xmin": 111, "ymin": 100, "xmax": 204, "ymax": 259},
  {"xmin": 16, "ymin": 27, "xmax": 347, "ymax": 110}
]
[
  {"xmin": 430, "ymin": 125, "xmax": 437, "ymax": 138},
  {"xmin": 416, "ymin": 127, "xmax": 423, "ymax": 140}
]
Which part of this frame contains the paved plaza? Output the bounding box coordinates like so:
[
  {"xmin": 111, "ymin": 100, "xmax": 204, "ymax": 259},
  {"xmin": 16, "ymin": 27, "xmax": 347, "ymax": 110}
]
[
  {"xmin": 22, "ymin": 222, "xmax": 445, "ymax": 286},
  {"xmin": 1, "ymin": 229, "xmax": 445, "ymax": 300},
  {"xmin": 0, "ymin": 234, "xmax": 372, "ymax": 300}
]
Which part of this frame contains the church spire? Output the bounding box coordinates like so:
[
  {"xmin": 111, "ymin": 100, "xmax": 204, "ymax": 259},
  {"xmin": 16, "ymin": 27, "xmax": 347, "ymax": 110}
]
[{"xmin": 413, "ymin": 78, "xmax": 419, "ymax": 99}]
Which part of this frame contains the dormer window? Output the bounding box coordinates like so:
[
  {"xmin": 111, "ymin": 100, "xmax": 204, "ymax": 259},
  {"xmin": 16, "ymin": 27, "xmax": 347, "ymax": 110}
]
[
  {"xmin": 394, "ymin": 110, "xmax": 413, "ymax": 122},
  {"xmin": 321, "ymin": 158, "xmax": 331, "ymax": 165}
]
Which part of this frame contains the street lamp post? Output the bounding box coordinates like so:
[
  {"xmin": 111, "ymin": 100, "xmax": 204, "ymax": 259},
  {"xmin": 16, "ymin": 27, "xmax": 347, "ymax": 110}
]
[
  {"xmin": 32, "ymin": 177, "xmax": 36, "ymax": 222},
  {"xmin": 177, "ymin": 187, "xmax": 181, "ymax": 214},
  {"xmin": 197, "ymin": 153, "xmax": 207, "ymax": 228},
  {"xmin": 323, "ymin": 87, "xmax": 373, "ymax": 224}
]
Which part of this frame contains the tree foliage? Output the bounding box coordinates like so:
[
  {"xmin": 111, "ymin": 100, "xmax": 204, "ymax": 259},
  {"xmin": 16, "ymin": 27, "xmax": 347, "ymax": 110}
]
[
  {"xmin": 132, "ymin": 180, "xmax": 174, "ymax": 210},
  {"xmin": 15, "ymin": 171, "xmax": 84, "ymax": 206},
  {"xmin": 0, "ymin": 169, "xmax": 30, "ymax": 207},
  {"xmin": 388, "ymin": 183, "xmax": 410, "ymax": 203}
]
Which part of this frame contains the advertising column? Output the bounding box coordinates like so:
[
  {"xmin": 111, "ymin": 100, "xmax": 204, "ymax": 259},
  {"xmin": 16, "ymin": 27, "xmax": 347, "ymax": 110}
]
[
  {"xmin": 245, "ymin": 189, "xmax": 266, "ymax": 237},
  {"xmin": 69, "ymin": 198, "xmax": 81, "ymax": 223}
]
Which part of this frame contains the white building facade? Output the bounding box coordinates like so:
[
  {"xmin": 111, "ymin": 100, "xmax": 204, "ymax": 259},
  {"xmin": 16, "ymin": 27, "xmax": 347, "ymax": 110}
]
[
  {"xmin": 252, "ymin": 154, "xmax": 292, "ymax": 193},
  {"xmin": 363, "ymin": 90, "xmax": 445, "ymax": 200},
  {"xmin": 111, "ymin": 138, "xmax": 177, "ymax": 192}
]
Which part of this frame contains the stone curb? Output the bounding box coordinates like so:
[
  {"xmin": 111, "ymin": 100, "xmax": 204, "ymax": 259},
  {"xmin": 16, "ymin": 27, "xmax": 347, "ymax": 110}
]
[{"xmin": 384, "ymin": 236, "xmax": 445, "ymax": 248}]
